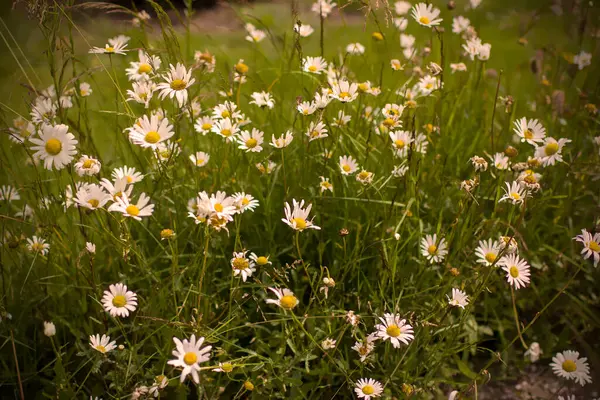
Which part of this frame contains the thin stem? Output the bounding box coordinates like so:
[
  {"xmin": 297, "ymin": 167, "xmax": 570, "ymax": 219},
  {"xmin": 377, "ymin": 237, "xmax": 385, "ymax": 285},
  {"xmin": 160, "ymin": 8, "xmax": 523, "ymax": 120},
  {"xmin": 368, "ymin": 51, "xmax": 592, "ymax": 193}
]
[
  {"xmin": 511, "ymin": 286, "xmax": 528, "ymax": 350},
  {"xmin": 197, "ymin": 225, "xmax": 210, "ymax": 309}
]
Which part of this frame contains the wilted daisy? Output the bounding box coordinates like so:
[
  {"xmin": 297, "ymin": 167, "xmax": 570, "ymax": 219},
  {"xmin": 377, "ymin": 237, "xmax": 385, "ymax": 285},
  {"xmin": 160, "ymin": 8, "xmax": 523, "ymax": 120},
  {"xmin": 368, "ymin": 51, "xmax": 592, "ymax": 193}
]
[
  {"xmin": 420, "ymin": 234, "xmax": 448, "ymax": 264},
  {"xmin": 30, "ymin": 124, "xmax": 78, "ymax": 170},
  {"xmin": 101, "ymin": 283, "xmax": 137, "ymax": 318},
  {"xmin": 411, "ymin": 3, "xmax": 442, "ymax": 27},
  {"xmin": 331, "ymin": 79, "xmax": 359, "ymax": 102},
  {"xmin": 0, "ymin": 185, "xmax": 20, "ymax": 202},
  {"xmin": 513, "ymin": 117, "xmax": 546, "ymax": 145},
  {"xmin": 237, "ymin": 128, "xmax": 264, "ymax": 152},
  {"xmin": 128, "ymin": 114, "xmax": 174, "ymax": 149},
  {"xmin": 86, "ymin": 242, "xmax": 96, "ymax": 254},
  {"xmin": 321, "ymin": 338, "xmax": 337, "ymax": 350},
  {"xmin": 27, "ymin": 236, "xmax": 49, "ymax": 255},
  {"xmin": 167, "ymin": 335, "xmax": 212, "ymax": 384},
  {"xmin": 112, "ymin": 166, "xmax": 144, "ymax": 185},
  {"xmin": 573, "ymin": 229, "xmax": 600, "ymax": 267},
  {"xmin": 189, "ymin": 151, "xmax": 210, "ymax": 167},
  {"xmin": 374, "ymin": 313, "xmax": 414, "ymax": 348},
  {"xmin": 450, "ymin": 62, "xmax": 467, "ymax": 73},
  {"xmin": 319, "ymin": 176, "xmax": 333, "ymax": 193},
  {"xmin": 499, "ymin": 235, "xmax": 519, "ymax": 254},
  {"xmin": 74, "ymin": 184, "xmax": 110, "ymax": 210},
  {"xmin": 499, "ymin": 254, "xmax": 530, "ymax": 289},
  {"xmin": 89, "ymin": 334, "xmax": 117, "ymax": 354},
  {"xmin": 447, "ymin": 288, "xmax": 469, "ymax": 308},
  {"xmin": 282, "ymin": 199, "xmax": 320, "ymax": 231},
  {"xmin": 525, "ymin": 342, "xmax": 543, "ymax": 362},
  {"xmin": 271, "ymin": 130, "xmax": 294, "ymax": 148},
  {"xmin": 249, "ymin": 91, "xmax": 275, "ymax": 109},
  {"xmin": 390, "ymin": 131, "xmax": 413, "ymax": 158},
  {"xmin": 470, "ymin": 155, "xmax": 488, "ymax": 171},
  {"xmin": 339, "ymin": 155, "xmax": 359, "ymax": 175},
  {"xmin": 303, "ymin": 56, "xmax": 328, "ymax": 74},
  {"xmin": 126, "ymin": 50, "xmax": 161, "ymax": 81},
  {"xmin": 74, "ymin": 155, "xmax": 101, "ymax": 176},
  {"xmin": 550, "ymin": 350, "xmax": 592, "ymax": 386},
  {"xmin": 294, "ymin": 23, "xmax": 314, "ymax": 37},
  {"xmin": 346, "ymin": 42, "xmax": 365, "ymax": 55},
  {"xmin": 266, "ymin": 287, "xmax": 299, "ymax": 310},
  {"xmin": 475, "ymin": 239, "xmax": 501, "ymax": 266},
  {"xmin": 233, "ymin": 192, "xmax": 259, "ymax": 213},
  {"xmin": 499, "ymin": 181, "xmax": 528, "ymax": 205},
  {"xmin": 156, "ymin": 63, "xmax": 195, "ymax": 107},
  {"xmin": 212, "ymin": 118, "xmax": 239, "ymax": 142},
  {"xmin": 194, "ymin": 49, "xmax": 216, "ymax": 72},
  {"xmin": 231, "ymin": 251, "xmax": 256, "ymax": 282},
  {"xmin": 534, "ymin": 137, "xmax": 571, "ymax": 166},
  {"xmin": 89, "ymin": 35, "xmax": 129, "ymax": 55},
  {"xmin": 306, "ymin": 120, "xmax": 328, "ymax": 141},
  {"xmin": 354, "ymin": 378, "xmax": 383, "ymax": 400},
  {"xmin": 352, "ymin": 333, "xmax": 377, "ymax": 362},
  {"xmin": 356, "ymin": 170, "xmax": 374, "ymax": 185},
  {"xmin": 108, "ymin": 192, "xmax": 154, "ymax": 220},
  {"xmin": 126, "ymin": 80, "xmax": 155, "ymax": 108}
]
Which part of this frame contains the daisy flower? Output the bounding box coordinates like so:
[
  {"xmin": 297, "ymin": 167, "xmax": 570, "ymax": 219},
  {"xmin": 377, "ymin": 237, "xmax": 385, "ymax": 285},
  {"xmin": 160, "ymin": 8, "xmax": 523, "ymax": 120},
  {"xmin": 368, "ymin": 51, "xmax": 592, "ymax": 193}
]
[
  {"xmin": 89, "ymin": 35, "xmax": 129, "ymax": 55},
  {"xmin": 475, "ymin": 239, "xmax": 501, "ymax": 266},
  {"xmin": 298, "ymin": 101, "xmax": 317, "ymax": 116},
  {"xmin": 0, "ymin": 185, "xmax": 20, "ymax": 202},
  {"xmin": 74, "ymin": 184, "xmax": 110, "ymax": 210},
  {"xmin": 294, "ymin": 23, "xmax": 314, "ymax": 37},
  {"xmin": 374, "ymin": 313, "xmax": 414, "ymax": 348},
  {"xmin": 550, "ymin": 350, "xmax": 592, "ymax": 386},
  {"xmin": 395, "ymin": 1, "xmax": 411, "ymax": 15},
  {"xmin": 321, "ymin": 338, "xmax": 336, "ymax": 350},
  {"xmin": 245, "ymin": 23, "xmax": 266, "ymax": 42},
  {"xmin": 417, "ymin": 75, "xmax": 440, "ymax": 96},
  {"xmin": 499, "ymin": 236, "xmax": 519, "ymax": 254},
  {"xmin": 194, "ymin": 50, "xmax": 216, "ymax": 72},
  {"xmin": 356, "ymin": 170, "xmax": 374, "ymax": 185},
  {"xmin": 190, "ymin": 151, "xmax": 210, "ymax": 167},
  {"xmin": 450, "ymin": 63, "xmax": 467, "ymax": 73},
  {"xmin": 345, "ymin": 42, "xmax": 365, "ymax": 55},
  {"xmin": 420, "ymin": 234, "xmax": 448, "ymax": 264},
  {"xmin": 86, "ymin": 242, "xmax": 96, "ymax": 253},
  {"xmin": 194, "ymin": 116, "xmax": 215, "ymax": 135},
  {"xmin": 452, "ymin": 16, "xmax": 471, "ymax": 34},
  {"xmin": 332, "ymin": 110, "xmax": 351, "ymax": 127},
  {"xmin": 43, "ymin": 321, "xmax": 56, "ymax": 337},
  {"xmin": 573, "ymin": 229, "xmax": 600, "ymax": 267},
  {"xmin": 499, "ymin": 181, "xmax": 528, "ymax": 205},
  {"xmin": 30, "ymin": 97, "xmax": 56, "ymax": 125},
  {"xmin": 447, "ymin": 288, "xmax": 469, "ymax": 308},
  {"xmin": 27, "ymin": 236, "xmax": 49, "ymax": 255},
  {"xmin": 126, "ymin": 80, "xmax": 155, "ymax": 108},
  {"xmin": 303, "ymin": 56, "xmax": 328, "ymax": 74},
  {"xmin": 101, "ymin": 283, "xmax": 137, "ymax": 317},
  {"xmin": 127, "ymin": 114, "xmax": 174, "ymax": 149},
  {"xmin": 196, "ymin": 191, "xmax": 237, "ymax": 221},
  {"xmin": 156, "ymin": 63, "xmax": 195, "ymax": 107},
  {"xmin": 534, "ymin": 137, "xmax": 571, "ymax": 166},
  {"xmin": 313, "ymin": 91, "xmax": 332, "ymax": 109},
  {"xmin": 573, "ymin": 51, "xmax": 592, "ymax": 70},
  {"xmin": 266, "ymin": 287, "xmax": 299, "ymax": 310},
  {"xmin": 490, "ymin": 152, "xmax": 509, "ymax": 170},
  {"xmin": 167, "ymin": 335, "xmax": 212, "ymax": 384},
  {"xmin": 339, "ymin": 155, "xmax": 359, "ymax": 175},
  {"xmin": 352, "ymin": 333, "xmax": 377, "ymax": 362},
  {"xmin": 30, "ymin": 123, "xmax": 78, "ymax": 170},
  {"xmin": 89, "ymin": 334, "xmax": 117, "ymax": 354},
  {"xmin": 237, "ymin": 128, "xmax": 264, "ymax": 152},
  {"xmin": 271, "ymin": 130, "xmax": 294, "ymax": 148},
  {"xmin": 108, "ymin": 192, "xmax": 154, "ymax": 220},
  {"xmin": 126, "ymin": 50, "xmax": 161, "ymax": 81},
  {"xmin": 499, "ymin": 254, "xmax": 531, "ymax": 289},
  {"xmin": 312, "ymin": 0, "xmax": 337, "ymax": 17},
  {"xmin": 78, "ymin": 82, "xmax": 92, "ymax": 97},
  {"xmin": 250, "ymin": 253, "xmax": 271, "ymax": 266},
  {"xmin": 212, "ymin": 118, "xmax": 239, "ymax": 142},
  {"xmin": 391, "ymin": 59, "xmax": 404, "ymax": 71},
  {"xmin": 282, "ymin": 199, "xmax": 320, "ymax": 231},
  {"xmin": 525, "ymin": 342, "xmax": 543, "ymax": 362},
  {"xmin": 74, "ymin": 155, "xmax": 101, "ymax": 176},
  {"xmin": 249, "ymin": 91, "xmax": 275, "ymax": 109},
  {"xmin": 112, "ymin": 166, "xmax": 144, "ymax": 185},
  {"xmin": 513, "ymin": 117, "xmax": 546, "ymax": 145},
  {"xmin": 306, "ymin": 120, "xmax": 328, "ymax": 141},
  {"xmin": 354, "ymin": 378, "xmax": 383, "ymax": 399},
  {"xmin": 470, "ymin": 155, "xmax": 488, "ymax": 171},
  {"xmin": 319, "ymin": 176, "xmax": 333, "ymax": 193},
  {"xmin": 232, "ymin": 192, "xmax": 259, "ymax": 214},
  {"xmin": 331, "ymin": 79, "xmax": 359, "ymax": 102},
  {"xmin": 212, "ymin": 362, "xmax": 235, "ymax": 373},
  {"xmin": 389, "ymin": 130, "xmax": 413, "ymax": 158},
  {"xmin": 231, "ymin": 251, "xmax": 256, "ymax": 282},
  {"xmin": 392, "ymin": 164, "xmax": 409, "ymax": 177},
  {"xmin": 9, "ymin": 117, "xmax": 35, "ymax": 143},
  {"xmin": 411, "ymin": 3, "xmax": 442, "ymax": 27}
]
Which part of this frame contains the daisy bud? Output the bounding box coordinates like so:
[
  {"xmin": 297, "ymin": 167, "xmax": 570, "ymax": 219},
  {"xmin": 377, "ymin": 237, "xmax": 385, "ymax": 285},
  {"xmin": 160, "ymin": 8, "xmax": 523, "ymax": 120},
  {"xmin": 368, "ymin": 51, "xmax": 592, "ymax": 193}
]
[
  {"xmin": 244, "ymin": 381, "xmax": 254, "ymax": 391},
  {"xmin": 504, "ymin": 146, "xmax": 518, "ymax": 158},
  {"xmin": 450, "ymin": 267, "xmax": 460, "ymax": 276},
  {"xmin": 43, "ymin": 321, "xmax": 56, "ymax": 337},
  {"xmin": 160, "ymin": 228, "xmax": 175, "ymax": 240},
  {"xmin": 339, "ymin": 228, "xmax": 349, "ymax": 237},
  {"xmin": 371, "ymin": 32, "xmax": 384, "ymax": 41},
  {"xmin": 118, "ymin": 344, "xmax": 125, "ymax": 350}
]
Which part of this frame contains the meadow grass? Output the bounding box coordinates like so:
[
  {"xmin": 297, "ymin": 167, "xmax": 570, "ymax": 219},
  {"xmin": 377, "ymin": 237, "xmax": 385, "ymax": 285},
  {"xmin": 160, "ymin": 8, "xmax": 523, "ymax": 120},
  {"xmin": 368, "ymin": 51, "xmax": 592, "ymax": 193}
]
[{"xmin": 0, "ymin": 0, "xmax": 599, "ymax": 399}]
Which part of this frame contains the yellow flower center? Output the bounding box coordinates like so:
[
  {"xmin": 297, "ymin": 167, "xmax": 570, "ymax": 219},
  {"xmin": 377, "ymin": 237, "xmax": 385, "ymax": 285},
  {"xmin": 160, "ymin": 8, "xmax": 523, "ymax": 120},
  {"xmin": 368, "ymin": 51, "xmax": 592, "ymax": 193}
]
[
  {"xmin": 112, "ymin": 294, "xmax": 127, "ymax": 307},
  {"xmin": 241, "ymin": 197, "xmax": 250, "ymax": 206},
  {"xmin": 589, "ymin": 241, "xmax": 600, "ymax": 252},
  {"xmin": 509, "ymin": 266, "xmax": 519, "ymax": 278},
  {"xmin": 427, "ymin": 244, "xmax": 437, "ymax": 255},
  {"xmin": 202, "ymin": 122, "xmax": 212, "ymax": 130},
  {"xmin": 88, "ymin": 199, "xmax": 100, "ymax": 208},
  {"xmin": 45, "ymin": 138, "xmax": 62, "ymax": 156},
  {"xmin": 308, "ymin": 65, "xmax": 317, "ymax": 72},
  {"xmin": 524, "ymin": 129, "xmax": 534, "ymax": 139},
  {"xmin": 395, "ymin": 139, "xmax": 405, "ymax": 149},
  {"xmin": 342, "ymin": 164, "xmax": 351, "ymax": 172},
  {"xmin": 310, "ymin": 130, "xmax": 320, "ymax": 138},
  {"xmin": 362, "ymin": 385, "xmax": 375, "ymax": 395},
  {"xmin": 292, "ymin": 217, "xmax": 307, "ymax": 230},
  {"xmin": 358, "ymin": 83, "xmax": 368, "ymax": 92},
  {"xmin": 358, "ymin": 171, "xmax": 370, "ymax": 180},
  {"xmin": 256, "ymin": 256, "xmax": 269, "ymax": 265},
  {"xmin": 245, "ymin": 138, "xmax": 258, "ymax": 148},
  {"xmin": 232, "ymin": 257, "xmax": 249, "ymax": 270},
  {"xmin": 144, "ymin": 131, "xmax": 161, "ymax": 144},
  {"xmin": 137, "ymin": 63, "xmax": 152, "ymax": 74},
  {"xmin": 161, "ymin": 229, "xmax": 174, "ymax": 239},
  {"xmin": 214, "ymin": 203, "xmax": 224, "ymax": 212},
  {"xmin": 280, "ymin": 294, "xmax": 298, "ymax": 309},
  {"xmin": 126, "ymin": 205, "xmax": 140, "ymax": 216},
  {"xmin": 386, "ymin": 324, "xmax": 401, "ymax": 337},
  {"xmin": 235, "ymin": 62, "xmax": 249, "ymax": 74},
  {"xmin": 221, "ymin": 362, "xmax": 234, "ymax": 372},
  {"xmin": 339, "ymin": 91, "xmax": 350, "ymax": 99},
  {"xmin": 562, "ymin": 360, "xmax": 577, "ymax": 373},
  {"xmin": 545, "ymin": 142, "xmax": 559, "ymax": 156},
  {"xmin": 405, "ymin": 100, "xmax": 417, "ymax": 108},
  {"xmin": 510, "ymin": 192, "xmax": 521, "ymax": 200},
  {"xmin": 485, "ymin": 252, "xmax": 497, "ymax": 263},
  {"xmin": 82, "ymin": 159, "xmax": 95, "ymax": 169},
  {"xmin": 105, "ymin": 46, "xmax": 114, "ymax": 53},
  {"xmin": 183, "ymin": 352, "xmax": 198, "ymax": 365},
  {"xmin": 244, "ymin": 381, "xmax": 255, "ymax": 391},
  {"xmin": 358, "ymin": 345, "xmax": 369, "ymax": 355},
  {"xmin": 170, "ymin": 79, "xmax": 187, "ymax": 91},
  {"xmin": 221, "ymin": 129, "xmax": 231, "ymax": 137},
  {"xmin": 221, "ymin": 110, "xmax": 230, "ymax": 118},
  {"xmin": 31, "ymin": 243, "xmax": 44, "ymax": 251},
  {"xmin": 419, "ymin": 16, "xmax": 431, "ymax": 24},
  {"xmin": 95, "ymin": 345, "xmax": 106, "ymax": 353},
  {"xmin": 425, "ymin": 83, "xmax": 433, "ymax": 89},
  {"xmin": 524, "ymin": 175, "xmax": 537, "ymax": 184}
]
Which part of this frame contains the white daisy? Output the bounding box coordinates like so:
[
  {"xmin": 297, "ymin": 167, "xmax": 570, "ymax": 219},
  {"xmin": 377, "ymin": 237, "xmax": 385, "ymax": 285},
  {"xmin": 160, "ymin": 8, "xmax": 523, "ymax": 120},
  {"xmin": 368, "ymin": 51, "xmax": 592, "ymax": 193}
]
[
  {"xmin": 30, "ymin": 97, "xmax": 56, "ymax": 125},
  {"xmin": 356, "ymin": 170, "xmax": 374, "ymax": 185},
  {"xmin": 420, "ymin": 234, "xmax": 448, "ymax": 264},
  {"xmin": 74, "ymin": 155, "xmax": 101, "ymax": 176},
  {"xmin": 156, "ymin": 63, "xmax": 195, "ymax": 107},
  {"xmin": 499, "ymin": 254, "xmax": 531, "ymax": 289},
  {"xmin": 196, "ymin": 191, "xmax": 237, "ymax": 221},
  {"xmin": 0, "ymin": 185, "xmax": 20, "ymax": 202},
  {"xmin": 346, "ymin": 42, "xmax": 365, "ymax": 54},
  {"xmin": 303, "ymin": 56, "xmax": 328, "ymax": 74},
  {"xmin": 89, "ymin": 35, "xmax": 129, "ymax": 55},
  {"xmin": 237, "ymin": 128, "xmax": 264, "ymax": 152},
  {"xmin": 126, "ymin": 80, "xmax": 155, "ymax": 108},
  {"xmin": 452, "ymin": 16, "xmax": 471, "ymax": 34},
  {"xmin": 108, "ymin": 192, "xmax": 154, "ymax": 220},
  {"xmin": 266, "ymin": 287, "xmax": 299, "ymax": 310},
  {"xmin": 312, "ymin": 0, "xmax": 337, "ymax": 17},
  {"xmin": 78, "ymin": 82, "xmax": 92, "ymax": 97},
  {"xmin": 9, "ymin": 117, "xmax": 35, "ymax": 143},
  {"xmin": 450, "ymin": 62, "xmax": 467, "ymax": 73},
  {"xmin": 351, "ymin": 333, "xmax": 377, "ymax": 362},
  {"xmin": 374, "ymin": 313, "xmax": 414, "ymax": 348},
  {"xmin": 126, "ymin": 50, "xmax": 161, "ymax": 81},
  {"xmin": 190, "ymin": 151, "xmax": 210, "ymax": 167},
  {"xmin": 245, "ymin": 23, "xmax": 266, "ymax": 43},
  {"xmin": 86, "ymin": 242, "xmax": 96, "ymax": 254},
  {"xmin": 573, "ymin": 229, "xmax": 600, "ymax": 267},
  {"xmin": 112, "ymin": 166, "xmax": 144, "ymax": 185},
  {"xmin": 470, "ymin": 155, "xmax": 488, "ymax": 171},
  {"xmin": 211, "ymin": 118, "xmax": 239, "ymax": 142},
  {"xmin": 389, "ymin": 130, "xmax": 413, "ymax": 158},
  {"xmin": 319, "ymin": 176, "xmax": 333, "ymax": 193},
  {"xmin": 306, "ymin": 120, "xmax": 328, "ymax": 141},
  {"xmin": 194, "ymin": 49, "xmax": 216, "ymax": 72},
  {"xmin": 447, "ymin": 288, "xmax": 469, "ymax": 308},
  {"xmin": 475, "ymin": 239, "xmax": 501, "ymax": 266},
  {"xmin": 513, "ymin": 117, "xmax": 546, "ymax": 145},
  {"xmin": 30, "ymin": 124, "xmax": 78, "ymax": 170},
  {"xmin": 232, "ymin": 192, "xmax": 259, "ymax": 213},
  {"xmin": 390, "ymin": 59, "xmax": 404, "ymax": 71},
  {"xmin": 534, "ymin": 137, "xmax": 571, "ymax": 166},
  {"xmin": 550, "ymin": 350, "xmax": 592, "ymax": 386},
  {"xmin": 573, "ymin": 51, "xmax": 592, "ymax": 70},
  {"xmin": 271, "ymin": 130, "xmax": 294, "ymax": 148},
  {"xmin": 231, "ymin": 251, "xmax": 256, "ymax": 282},
  {"xmin": 332, "ymin": 110, "xmax": 351, "ymax": 127},
  {"xmin": 354, "ymin": 378, "xmax": 383, "ymax": 400},
  {"xmin": 411, "ymin": 2, "xmax": 442, "ymax": 27},
  {"xmin": 499, "ymin": 181, "xmax": 528, "ymax": 205},
  {"xmin": 249, "ymin": 91, "xmax": 275, "ymax": 109},
  {"xmin": 490, "ymin": 152, "xmax": 509, "ymax": 170},
  {"xmin": 101, "ymin": 283, "xmax": 137, "ymax": 317},
  {"xmin": 282, "ymin": 199, "xmax": 320, "ymax": 231},
  {"xmin": 167, "ymin": 335, "xmax": 212, "ymax": 384},
  {"xmin": 525, "ymin": 342, "xmax": 543, "ymax": 362},
  {"xmin": 89, "ymin": 334, "xmax": 117, "ymax": 354},
  {"xmin": 321, "ymin": 338, "xmax": 336, "ymax": 350},
  {"xmin": 331, "ymin": 79, "xmax": 359, "ymax": 102},
  {"xmin": 194, "ymin": 116, "xmax": 215, "ymax": 135},
  {"xmin": 26, "ymin": 236, "xmax": 49, "ymax": 255},
  {"xmin": 392, "ymin": 164, "xmax": 409, "ymax": 177},
  {"xmin": 298, "ymin": 101, "xmax": 317, "ymax": 116},
  {"xmin": 74, "ymin": 184, "xmax": 110, "ymax": 210},
  {"xmin": 339, "ymin": 155, "xmax": 359, "ymax": 175},
  {"xmin": 127, "ymin": 114, "xmax": 174, "ymax": 149}
]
